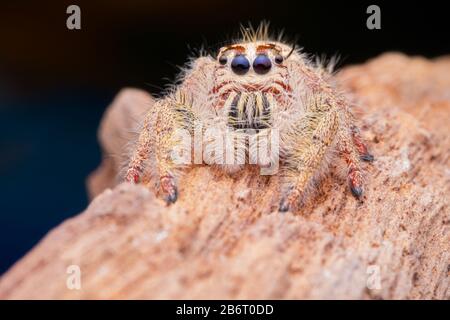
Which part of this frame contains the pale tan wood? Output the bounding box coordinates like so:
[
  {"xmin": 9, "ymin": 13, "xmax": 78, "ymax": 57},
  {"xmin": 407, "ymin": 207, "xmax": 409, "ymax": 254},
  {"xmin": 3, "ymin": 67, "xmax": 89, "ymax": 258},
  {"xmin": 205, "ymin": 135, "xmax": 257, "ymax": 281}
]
[{"xmin": 1, "ymin": 53, "xmax": 449, "ymax": 299}]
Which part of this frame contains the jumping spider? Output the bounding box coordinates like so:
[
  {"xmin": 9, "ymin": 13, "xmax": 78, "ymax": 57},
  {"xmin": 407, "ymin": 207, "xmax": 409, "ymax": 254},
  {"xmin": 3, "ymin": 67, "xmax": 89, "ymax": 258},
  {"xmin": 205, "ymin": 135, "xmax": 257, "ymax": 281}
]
[{"xmin": 125, "ymin": 24, "xmax": 373, "ymax": 212}]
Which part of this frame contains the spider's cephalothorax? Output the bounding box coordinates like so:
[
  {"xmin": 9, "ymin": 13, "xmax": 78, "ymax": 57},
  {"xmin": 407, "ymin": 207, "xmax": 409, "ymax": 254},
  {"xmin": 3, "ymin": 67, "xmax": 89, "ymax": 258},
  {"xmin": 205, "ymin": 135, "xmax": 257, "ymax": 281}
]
[{"xmin": 125, "ymin": 24, "xmax": 374, "ymax": 212}]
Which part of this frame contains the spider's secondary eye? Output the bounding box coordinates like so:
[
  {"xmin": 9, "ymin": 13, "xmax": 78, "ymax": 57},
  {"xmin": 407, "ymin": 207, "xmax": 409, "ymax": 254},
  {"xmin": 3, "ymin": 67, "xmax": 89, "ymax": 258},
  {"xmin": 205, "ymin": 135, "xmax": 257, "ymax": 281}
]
[
  {"xmin": 274, "ymin": 54, "xmax": 284, "ymax": 64},
  {"xmin": 218, "ymin": 55, "xmax": 227, "ymax": 65},
  {"xmin": 253, "ymin": 54, "xmax": 272, "ymax": 75},
  {"xmin": 231, "ymin": 55, "xmax": 250, "ymax": 75}
]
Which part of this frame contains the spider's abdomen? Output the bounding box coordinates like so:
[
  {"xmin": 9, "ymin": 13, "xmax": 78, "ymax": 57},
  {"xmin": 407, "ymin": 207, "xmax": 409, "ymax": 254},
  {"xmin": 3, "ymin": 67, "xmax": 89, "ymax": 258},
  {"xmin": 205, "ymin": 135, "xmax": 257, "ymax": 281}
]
[{"xmin": 226, "ymin": 92, "xmax": 272, "ymax": 131}]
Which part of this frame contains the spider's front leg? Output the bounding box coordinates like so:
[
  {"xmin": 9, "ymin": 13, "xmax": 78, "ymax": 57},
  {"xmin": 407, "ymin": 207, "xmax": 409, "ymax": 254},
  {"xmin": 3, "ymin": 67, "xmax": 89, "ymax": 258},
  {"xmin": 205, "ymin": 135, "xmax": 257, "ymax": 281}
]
[
  {"xmin": 125, "ymin": 92, "xmax": 195, "ymax": 204},
  {"xmin": 336, "ymin": 128, "xmax": 365, "ymax": 199},
  {"xmin": 287, "ymin": 59, "xmax": 374, "ymax": 164},
  {"xmin": 279, "ymin": 96, "xmax": 339, "ymax": 212}
]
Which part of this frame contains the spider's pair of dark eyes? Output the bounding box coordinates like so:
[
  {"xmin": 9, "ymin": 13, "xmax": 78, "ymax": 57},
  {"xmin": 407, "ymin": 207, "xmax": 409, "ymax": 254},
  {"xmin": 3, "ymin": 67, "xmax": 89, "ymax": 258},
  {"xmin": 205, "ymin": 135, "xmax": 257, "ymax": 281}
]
[{"xmin": 219, "ymin": 54, "xmax": 284, "ymax": 75}]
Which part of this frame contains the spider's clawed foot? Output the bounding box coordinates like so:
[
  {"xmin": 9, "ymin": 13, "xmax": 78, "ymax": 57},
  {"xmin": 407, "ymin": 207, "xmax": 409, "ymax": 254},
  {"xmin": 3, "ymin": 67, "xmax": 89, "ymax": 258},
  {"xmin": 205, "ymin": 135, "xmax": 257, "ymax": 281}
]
[
  {"xmin": 278, "ymin": 188, "xmax": 300, "ymax": 212},
  {"xmin": 164, "ymin": 189, "xmax": 178, "ymax": 204},
  {"xmin": 350, "ymin": 184, "xmax": 363, "ymax": 199},
  {"xmin": 278, "ymin": 198, "xmax": 291, "ymax": 212},
  {"xmin": 360, "ymin": 153, "xmax": 375, "ymax": 162},
  {"xmin": 161, "ymin": 175, "xmax": 178, "ymax": 205},
  {"xmin": 348, "ymin": 168, "xmax": 364, "ymax": 200}
]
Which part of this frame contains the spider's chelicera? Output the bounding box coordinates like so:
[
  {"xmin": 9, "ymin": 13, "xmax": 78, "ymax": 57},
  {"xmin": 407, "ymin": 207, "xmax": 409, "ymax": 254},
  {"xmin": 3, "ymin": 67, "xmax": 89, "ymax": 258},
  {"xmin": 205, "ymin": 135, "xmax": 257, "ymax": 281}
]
[{"xmin": 125, "ymin": 24, "xmax": 374, "ymax": 212}]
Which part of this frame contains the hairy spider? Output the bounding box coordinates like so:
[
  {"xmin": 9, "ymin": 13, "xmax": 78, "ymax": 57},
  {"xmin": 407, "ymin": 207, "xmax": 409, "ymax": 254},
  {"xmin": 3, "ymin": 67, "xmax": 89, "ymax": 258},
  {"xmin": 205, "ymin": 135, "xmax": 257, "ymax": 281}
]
[{"xmin": 125, "ymin": 24, "xmax": 373, "ymax": 212}]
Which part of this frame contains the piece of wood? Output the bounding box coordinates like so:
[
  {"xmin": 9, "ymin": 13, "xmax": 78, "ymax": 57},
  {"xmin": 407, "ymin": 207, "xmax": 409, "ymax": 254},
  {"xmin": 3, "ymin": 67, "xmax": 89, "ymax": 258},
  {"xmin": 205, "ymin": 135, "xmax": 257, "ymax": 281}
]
[{"xmin": 1, "ymin": 53, "xmax": 449, "ymax": 299}]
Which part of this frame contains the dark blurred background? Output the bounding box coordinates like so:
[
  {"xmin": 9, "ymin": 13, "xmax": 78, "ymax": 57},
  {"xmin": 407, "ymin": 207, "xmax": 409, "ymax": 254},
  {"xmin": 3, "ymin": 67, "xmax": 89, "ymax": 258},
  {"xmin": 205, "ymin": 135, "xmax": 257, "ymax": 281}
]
[{"xmin": 0, "ymin": 0, "xmax": 449, "ymax": 274}]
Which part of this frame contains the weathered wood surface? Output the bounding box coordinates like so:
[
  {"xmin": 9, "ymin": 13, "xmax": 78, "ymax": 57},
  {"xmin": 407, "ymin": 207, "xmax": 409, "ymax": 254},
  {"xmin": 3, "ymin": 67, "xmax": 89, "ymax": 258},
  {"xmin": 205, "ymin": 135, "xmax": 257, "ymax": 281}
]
[{"xmin": 1, "ymin": 53, "xmax": 449, "ymax": 299}]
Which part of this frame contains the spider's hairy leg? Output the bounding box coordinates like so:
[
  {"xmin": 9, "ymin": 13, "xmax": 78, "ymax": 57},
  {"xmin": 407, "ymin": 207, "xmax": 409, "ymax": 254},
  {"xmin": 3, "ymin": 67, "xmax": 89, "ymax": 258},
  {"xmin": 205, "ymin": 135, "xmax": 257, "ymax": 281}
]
[
  {"xmin": 279, "ymin": 97, "xmax": 339, "ymax": 212},
  {"xmin": 281, "ymin": 58, "xmax": 373, "ymax": 207},
  {"xmin": 287, "ymin": 58, "xmax": 374, "ymax": 163},
  {"xmin": 125, "ymin": 93, "xmax": 195, "ymax": 204},
  {"xmin": 339, "ymin": 136, "xmax": 365, "ymax": 199},
  {"xmin": 126, "ymin": 55, "xmax": 214, "ymax": 203},
  {"xmin": 334, "ymin": 106, "xmax": 369, "ymax": 197},
  {"xmin": 335, "ymin": 114, "xmax": 366, "ymax": 199}
]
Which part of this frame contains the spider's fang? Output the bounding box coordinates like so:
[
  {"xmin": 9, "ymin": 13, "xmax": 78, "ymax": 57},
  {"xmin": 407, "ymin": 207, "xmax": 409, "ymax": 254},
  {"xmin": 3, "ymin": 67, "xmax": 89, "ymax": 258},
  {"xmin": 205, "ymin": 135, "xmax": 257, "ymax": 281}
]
[
  {"xmin": 227, "ymin": 92, "xmax": 271, "ymax": 130},
  {"xmin": 360, "ymin": 153, "xmax": 375, "ymax": 162},
  {"xmin": 285, "ymin": 43, "xmax": 296, "ymax": 60}
]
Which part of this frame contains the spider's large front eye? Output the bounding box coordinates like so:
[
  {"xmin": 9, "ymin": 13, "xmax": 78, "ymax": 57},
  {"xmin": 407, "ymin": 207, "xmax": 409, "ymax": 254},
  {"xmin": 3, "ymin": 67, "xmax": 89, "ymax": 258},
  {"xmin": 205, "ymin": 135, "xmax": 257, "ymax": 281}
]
[
  {"xmin": 253, "ymin": 54, "xmax": 272, "ymax": 74},
  {"xmin": 231, "ymin": 55, "xmax": 250, "ymax": 75}
]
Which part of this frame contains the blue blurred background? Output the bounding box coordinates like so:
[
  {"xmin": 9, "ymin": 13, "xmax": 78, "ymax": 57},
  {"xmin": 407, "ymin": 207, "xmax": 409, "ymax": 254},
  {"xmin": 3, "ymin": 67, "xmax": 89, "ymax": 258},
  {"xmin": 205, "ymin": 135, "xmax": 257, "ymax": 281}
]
[{"xmin": 1, "ymin": 0, "xmax": 448, "ymax": 274}]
